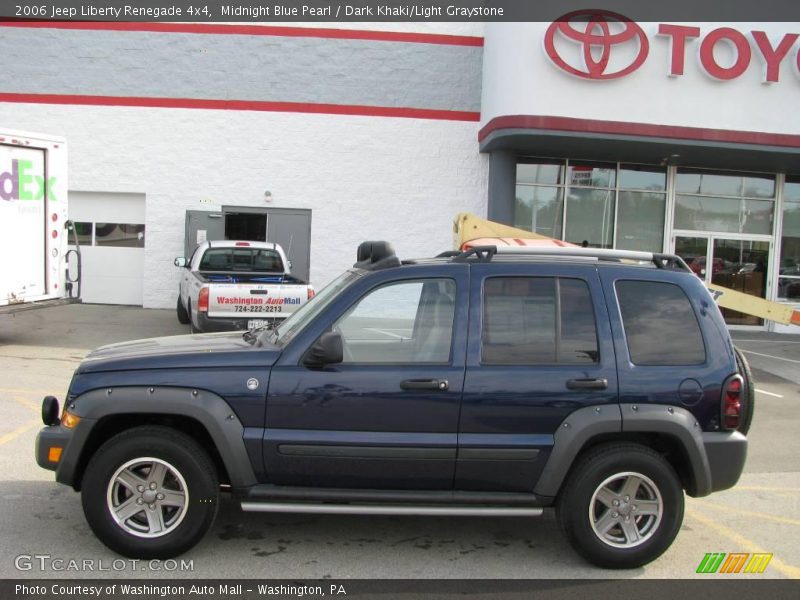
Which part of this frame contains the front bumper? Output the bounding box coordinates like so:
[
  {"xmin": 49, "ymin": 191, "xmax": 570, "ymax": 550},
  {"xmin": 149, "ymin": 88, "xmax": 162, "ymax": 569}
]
[
  {"xmin": 35, "ymin": 425, "xmax": 74, "ymax": 472},
  {"xmin": 35, "ymin": 418, "xmax": 95, "ymax": 488},
  {"xmin": 702, "ymin": 430, "xmax": 748, "ymax": 493}
]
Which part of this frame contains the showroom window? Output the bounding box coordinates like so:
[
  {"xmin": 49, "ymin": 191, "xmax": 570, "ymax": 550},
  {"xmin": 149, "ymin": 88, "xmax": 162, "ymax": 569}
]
[
  {"xmin": 779, "ymin": 176, "xmax": 800, "ymax": 301},
  {"xmin": 514, "ymin": 160, "xmax": 666, "ymax": 251},
  {"xmin": 674, "ymin": 168, "xmax": 776, "ymax": 235},
  {"xmin": 514, "ymin": 159, "xmax": 564, "ymax": 239}
]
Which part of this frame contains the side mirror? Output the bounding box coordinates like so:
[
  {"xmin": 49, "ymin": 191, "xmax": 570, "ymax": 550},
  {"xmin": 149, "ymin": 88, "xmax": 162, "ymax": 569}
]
[
  {"xmin": 174, "ymin": 257, "xmax": 188, "ymax": 268},
  {"xmin": 304, "ymin": 331, "xmax": 343, "ymax": 367}
]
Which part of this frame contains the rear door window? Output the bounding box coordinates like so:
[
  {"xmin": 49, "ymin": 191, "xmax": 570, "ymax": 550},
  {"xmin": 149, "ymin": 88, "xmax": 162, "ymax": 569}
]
[
  {"xmin": 481, "ymin": 277, "xmax": 599, "ymax": 365},
  {"xmin": 615, "ymin": 280, "xmax": 706, "ymax": 365}
]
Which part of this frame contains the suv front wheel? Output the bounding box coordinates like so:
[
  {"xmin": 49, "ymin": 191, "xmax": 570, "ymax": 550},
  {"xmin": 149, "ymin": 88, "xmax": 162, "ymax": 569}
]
[
  {"xmin": 557, "ymin": 443, "xmax": 684, "ymax": 569},
  {"xmin": 81, "ymin": 426, "xmax": 219, "ymax": 559}
]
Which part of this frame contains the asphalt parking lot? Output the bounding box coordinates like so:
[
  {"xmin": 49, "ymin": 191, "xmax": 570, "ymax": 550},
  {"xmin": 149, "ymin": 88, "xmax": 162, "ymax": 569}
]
[{"xmin": 0, "ymin": 304, "xmax": 798, "ymax": 580}]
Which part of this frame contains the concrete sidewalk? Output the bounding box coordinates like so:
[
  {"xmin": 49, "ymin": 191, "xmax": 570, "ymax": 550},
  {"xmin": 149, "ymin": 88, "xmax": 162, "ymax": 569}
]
[{"xmin": 0, "ymin": 303, "xmax": 189, "ymax": 351}]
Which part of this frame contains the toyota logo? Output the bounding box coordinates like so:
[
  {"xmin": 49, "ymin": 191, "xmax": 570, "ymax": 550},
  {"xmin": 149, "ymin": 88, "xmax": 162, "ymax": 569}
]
[{"xmin": 544, "ymin": 10, "xmax": 649, "ymax": 80}]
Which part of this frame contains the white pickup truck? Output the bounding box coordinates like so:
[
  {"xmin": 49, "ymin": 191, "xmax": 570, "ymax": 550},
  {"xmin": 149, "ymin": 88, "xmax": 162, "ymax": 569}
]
[{"xmin": 174, "ymin": 240, "xmax": 314, "ymax": 333}]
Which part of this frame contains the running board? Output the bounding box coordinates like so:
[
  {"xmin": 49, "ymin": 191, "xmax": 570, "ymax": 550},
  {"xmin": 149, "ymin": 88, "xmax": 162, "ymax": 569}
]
[
  {"xmin": 240, "ymin": 484, "xmax": 547, "ymax": 506},
  {"xmin": 240, "ymin": 502, "xmax": 543, "ymax": 517}
]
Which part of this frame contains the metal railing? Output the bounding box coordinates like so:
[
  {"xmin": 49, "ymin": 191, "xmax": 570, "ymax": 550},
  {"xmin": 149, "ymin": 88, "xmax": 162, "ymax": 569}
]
[{"xmin": 454, "ymin": 245, "xmax": 692, "ymax": 272}]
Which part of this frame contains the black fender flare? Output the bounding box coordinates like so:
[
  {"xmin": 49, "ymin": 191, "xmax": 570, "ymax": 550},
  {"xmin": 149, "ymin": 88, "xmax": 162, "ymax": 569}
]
[
  {"xmin": 533, "ymin": 403, "xmax": 712, "ymax": 498},
  {"xmin": 59, "ymin": 386, "xmax": 257, "ymax": 489}
]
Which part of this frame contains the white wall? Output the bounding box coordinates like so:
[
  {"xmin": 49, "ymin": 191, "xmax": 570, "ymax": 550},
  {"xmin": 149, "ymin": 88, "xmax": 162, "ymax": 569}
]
[
  {"xmin": 482, "ymin": 22, "xmax": 800, "ymax": 134},
  {"xmin": 3, "ymin": 104, "xmax": 488, "ymax": 309}
]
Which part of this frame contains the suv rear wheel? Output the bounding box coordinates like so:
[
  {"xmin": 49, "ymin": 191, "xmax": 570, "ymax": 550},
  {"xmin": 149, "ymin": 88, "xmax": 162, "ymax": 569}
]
[
  {"xmin": 557, "ymin": 443, "xmax": 683, "ymax": 569},
  {"xmin": 81, "ymin": 426, "xmax": 219, "ymax": 559}
]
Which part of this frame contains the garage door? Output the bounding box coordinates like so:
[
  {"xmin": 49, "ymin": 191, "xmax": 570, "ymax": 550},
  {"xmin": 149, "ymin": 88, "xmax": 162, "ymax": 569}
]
[{"xmin": 69, "ymin": 192, "xmax": 145, "ymax": 305}]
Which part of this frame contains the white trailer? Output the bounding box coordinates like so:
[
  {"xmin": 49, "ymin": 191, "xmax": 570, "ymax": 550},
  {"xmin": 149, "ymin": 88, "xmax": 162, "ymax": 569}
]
[{"xmin": 0, "ymin": 129, "xmax": 80, "ymax": 314}]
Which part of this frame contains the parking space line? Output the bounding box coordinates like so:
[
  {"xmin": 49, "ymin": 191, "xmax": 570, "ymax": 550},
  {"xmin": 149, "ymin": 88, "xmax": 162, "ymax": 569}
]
[
  {"xmin": 0, "ymin": 386, "xmax": 58, "ymax": 397},
  {"xmin": 693, "ymin": 499, "xmax": 800, "ymax": 527},
  {"xmin": 733, "ymin": 340, "xmax": 800, "ymax": 344},
  {"xmin": 0, "ymin": 418, "xmax": 41, "ymax": 446},
  {"xmin": 738, "ymin": 349, "xmax": 800, "ymax": 364},
  {"xmin": 734, "ymin": 486, "xmax": 800, "ymax": 493},
  {"xmin": 8, "ymin": 395, "xmax": 40, "ymax": 412},
  {"xmin": 686, "ymin": 507, "xmax": 800, "ymax": 579},
  {"xmin": 755, "ymin": 389, "xmax": 784, "ymax": 398}
]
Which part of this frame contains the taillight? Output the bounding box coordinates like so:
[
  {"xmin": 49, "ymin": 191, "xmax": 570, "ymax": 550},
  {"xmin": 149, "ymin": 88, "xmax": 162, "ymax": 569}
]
[
  {"xmin": 198, "ymin": 287, "xmax": 210, "ymax": 312},
  {"xmin": 307, "ymin": 287, "xmax": 315, "ymax": 300},
  {"xmin": 722, "ymin": 376, "xmax": 743, "ymax": 430},
  {"xmin": 235, "ymin": 242, "xmax": 250, "ymax": 246}
]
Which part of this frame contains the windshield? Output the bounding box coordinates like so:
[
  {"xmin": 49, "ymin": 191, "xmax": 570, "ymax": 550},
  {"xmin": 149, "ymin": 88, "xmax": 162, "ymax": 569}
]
[{"xmin": 259, "ymin": 269, "xmax": 363, "ymax": 347}]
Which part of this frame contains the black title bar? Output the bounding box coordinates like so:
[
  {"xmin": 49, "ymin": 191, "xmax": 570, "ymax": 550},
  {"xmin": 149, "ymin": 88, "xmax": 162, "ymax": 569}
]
[
  {"xmin": 3, "ymin": 0, "xmax": 800, "ymax": 22},
  {"xmin": 4, "ymin": 579, "xmax": 800, "ymax": 600}
]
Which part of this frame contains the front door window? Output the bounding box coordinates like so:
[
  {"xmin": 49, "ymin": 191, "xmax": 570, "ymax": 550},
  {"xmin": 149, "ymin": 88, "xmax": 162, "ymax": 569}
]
[{"xmin": 335, "ymin": 279, "xmax": 456, "ymax": 364}]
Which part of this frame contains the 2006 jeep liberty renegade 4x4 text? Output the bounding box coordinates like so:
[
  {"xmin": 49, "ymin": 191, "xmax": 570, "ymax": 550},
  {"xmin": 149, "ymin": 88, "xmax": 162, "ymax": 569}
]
[{"xmin": 36, "ymin": 242, "xmax": 751, "ymax": 568}]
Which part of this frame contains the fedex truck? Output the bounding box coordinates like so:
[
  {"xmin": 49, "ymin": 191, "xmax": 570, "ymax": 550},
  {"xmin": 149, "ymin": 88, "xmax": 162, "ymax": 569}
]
[{"xmin": 0, "ymin": 129, "xmax": 80, "ymax": 314}]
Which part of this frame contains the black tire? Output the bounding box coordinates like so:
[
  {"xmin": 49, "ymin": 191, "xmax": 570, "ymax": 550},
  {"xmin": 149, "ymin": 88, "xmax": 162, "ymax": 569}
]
[
  {"xmin": 556, "ymin": 443, "xmax": 684, "ymax": 569},
  {"xmin": 187, "ymin": 300, "xmax": 201, "ymax": 334},
  {"xmin": 81, "ymin": 426, "xmax": 219, "ymax": 559},
  {"xmin": 734, "ymin": 346, "xmax": 755, "ymax": 435},
  {"xmin": 176, "ymin": 297, "xmax": 190, "ymax": 325}
]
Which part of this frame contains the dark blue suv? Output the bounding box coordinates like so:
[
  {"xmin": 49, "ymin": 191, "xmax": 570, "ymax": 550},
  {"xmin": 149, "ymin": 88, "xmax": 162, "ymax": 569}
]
[{"xmin": 35, "ymin": 242, "xmax": 750, "ymax": 568}]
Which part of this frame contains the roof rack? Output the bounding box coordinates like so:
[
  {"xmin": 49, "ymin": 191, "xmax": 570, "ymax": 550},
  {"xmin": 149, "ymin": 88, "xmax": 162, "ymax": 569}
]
[{"xmin": 451, "ymin": 245, "xmax": 691, "ymax": 272}]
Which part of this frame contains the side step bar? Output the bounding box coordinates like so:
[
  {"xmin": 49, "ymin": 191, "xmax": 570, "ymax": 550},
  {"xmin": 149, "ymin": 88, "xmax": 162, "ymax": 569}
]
[
  {"xmin": 240, "ymin": 484, "xmax": 547, "ymax": 506},
  {"xmin": 241, "ymin": 502, "xmax": 543, "ymax": 517}
]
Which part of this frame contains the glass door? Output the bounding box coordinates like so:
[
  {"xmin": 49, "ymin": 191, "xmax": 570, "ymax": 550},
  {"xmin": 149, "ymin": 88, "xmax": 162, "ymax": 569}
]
[
  {"xmin": 710, "ymin": 238, "xmax": 770, "ymax": 326},
  {"xmin": 674, "ymin": 235, "xmax": 771, "ymax": 327},
  {"xmin": 675, "ymin": 236, "xmax": 709, "ymax": 279}
]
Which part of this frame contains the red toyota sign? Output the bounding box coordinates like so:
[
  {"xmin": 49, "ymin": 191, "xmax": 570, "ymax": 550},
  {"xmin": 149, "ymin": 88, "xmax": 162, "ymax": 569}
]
[
  {"xmin": 544, "ymin": 10, "xmax": 649, "ymax": 80},
  {"xmin": 545, "ymin": 10, "xmax": 800, "ymax": 83}
]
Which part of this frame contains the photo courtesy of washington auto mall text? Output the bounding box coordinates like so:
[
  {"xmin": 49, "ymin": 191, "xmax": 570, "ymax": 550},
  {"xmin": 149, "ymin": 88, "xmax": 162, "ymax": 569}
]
[{"xmin": 2, "ymin": 0, "xmax": 800, "ymax": 599}]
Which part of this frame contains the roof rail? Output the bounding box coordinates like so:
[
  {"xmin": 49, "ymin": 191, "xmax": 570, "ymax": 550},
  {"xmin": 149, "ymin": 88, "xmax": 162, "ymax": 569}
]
[
  {"xmin": 452, "ymin": 246, "xmax": 497, "ymax": 262},
  {"xmin": 454, "ymin": 245, "xmax": 692, "ymax": 272}
]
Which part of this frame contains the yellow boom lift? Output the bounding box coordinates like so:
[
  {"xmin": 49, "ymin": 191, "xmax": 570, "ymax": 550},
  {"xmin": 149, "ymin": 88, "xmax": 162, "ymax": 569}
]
[{"xmin": 453, "ymin": 212, "xmax": 800, "ymax": 327}]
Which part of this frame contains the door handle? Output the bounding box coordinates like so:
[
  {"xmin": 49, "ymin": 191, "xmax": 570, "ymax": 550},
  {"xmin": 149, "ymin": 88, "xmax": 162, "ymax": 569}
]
[
  {"xmin": 566, "ymin": 378, "xmax": 608, "ymax": 391},
  {"xmin": 400, "ymin": 379, "xmax": 449, "ymax": 391}
]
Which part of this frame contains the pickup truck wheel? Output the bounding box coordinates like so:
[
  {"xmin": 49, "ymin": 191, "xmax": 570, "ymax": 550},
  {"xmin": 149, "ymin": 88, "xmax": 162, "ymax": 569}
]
[
  {"xmin": 176, "ymin": 297, "xmax": 190, "ymax": 325},
  {"xmin": 187, "ymin": 301, "xmax": 201, "ymax": 334},
  {"xmin": 556, "ymin": 443, "xmax": 683, "ymax": 569},
  {"xmin": 81, "ymin": 426, "xmax": 219, "ymax": 559},
  {"xmin": 734, "ymin": 346, "xmax": 755, "ymax": 435}
]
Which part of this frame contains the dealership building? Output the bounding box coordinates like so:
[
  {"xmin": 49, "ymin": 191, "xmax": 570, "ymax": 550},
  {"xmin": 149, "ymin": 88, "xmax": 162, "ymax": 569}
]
[{"xmin": 1, "ymin": 16, "xmax": 799, "ymax": 332}]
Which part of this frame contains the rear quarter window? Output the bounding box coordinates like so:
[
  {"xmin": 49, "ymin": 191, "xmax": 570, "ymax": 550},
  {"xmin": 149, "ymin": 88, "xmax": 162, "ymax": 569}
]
[{"xmin": 615, "ymin": 280, "xmax": 706, "ymax": 366}]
